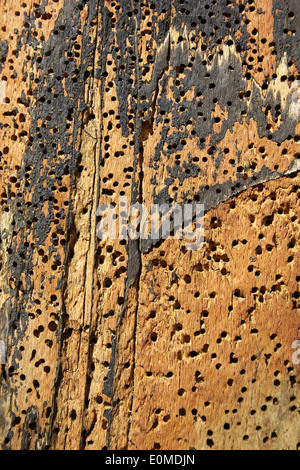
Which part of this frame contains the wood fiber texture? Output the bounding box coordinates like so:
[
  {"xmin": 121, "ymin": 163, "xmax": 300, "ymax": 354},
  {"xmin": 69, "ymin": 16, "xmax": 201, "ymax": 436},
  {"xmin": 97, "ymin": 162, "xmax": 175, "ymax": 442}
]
[{"xmin": 0, "ymin": 0, "xmax": 299, "ymax": 450}]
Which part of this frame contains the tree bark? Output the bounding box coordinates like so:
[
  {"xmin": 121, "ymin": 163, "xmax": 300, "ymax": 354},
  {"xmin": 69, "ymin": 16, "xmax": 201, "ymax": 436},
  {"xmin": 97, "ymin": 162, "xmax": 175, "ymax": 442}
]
[{"xmin": 0, "ymin": 0, "xmax": 299, "ymax": 450}]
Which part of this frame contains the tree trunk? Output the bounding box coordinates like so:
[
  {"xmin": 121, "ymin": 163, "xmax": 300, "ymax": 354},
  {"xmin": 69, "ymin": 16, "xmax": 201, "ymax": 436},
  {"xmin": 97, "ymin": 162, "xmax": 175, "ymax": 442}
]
[{"xmin": 0, "ymin": 0, "xmax": 299, "ymax": 450}]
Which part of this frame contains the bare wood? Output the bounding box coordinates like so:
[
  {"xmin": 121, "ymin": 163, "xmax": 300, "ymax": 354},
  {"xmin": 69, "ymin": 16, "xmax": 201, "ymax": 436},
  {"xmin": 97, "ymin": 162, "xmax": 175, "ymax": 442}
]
[{"xmin": 0, "ymin": 0, "xmax": 299, "ymax": 450}]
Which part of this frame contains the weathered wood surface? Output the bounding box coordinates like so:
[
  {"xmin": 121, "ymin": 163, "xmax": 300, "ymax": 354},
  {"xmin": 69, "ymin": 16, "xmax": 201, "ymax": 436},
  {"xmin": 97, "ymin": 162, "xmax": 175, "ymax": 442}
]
[{"xmin": 0, "ymin": 0, "xmax": 299, "ymax": 450}]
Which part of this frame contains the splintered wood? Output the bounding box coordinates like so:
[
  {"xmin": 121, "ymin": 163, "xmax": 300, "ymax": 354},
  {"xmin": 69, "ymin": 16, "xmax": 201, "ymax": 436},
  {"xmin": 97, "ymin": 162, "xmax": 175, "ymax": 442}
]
[{"xmin": 0, "ymin": 0, "xmax": 299, "ymax": 450}]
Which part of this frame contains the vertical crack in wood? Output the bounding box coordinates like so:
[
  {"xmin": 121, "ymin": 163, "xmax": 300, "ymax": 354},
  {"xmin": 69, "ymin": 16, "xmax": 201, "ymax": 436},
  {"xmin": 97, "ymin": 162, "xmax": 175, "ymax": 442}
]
[
  {"xmin": 78, "ymin": 1, "xmax": 101, "ymax": 449},
  {"xmin": 126, "ymin": 28, "xmax": 171, "ymax": 450}
]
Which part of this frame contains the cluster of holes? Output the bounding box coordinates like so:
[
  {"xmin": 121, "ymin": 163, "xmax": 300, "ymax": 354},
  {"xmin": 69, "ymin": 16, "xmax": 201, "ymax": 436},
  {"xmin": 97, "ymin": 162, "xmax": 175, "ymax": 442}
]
[
  {"xmin": 2, "ymin": 1, "xmax": 300, "ymax": 451},
  {"xmin": 139, "ymin": 172, "xmax": 300, "ymax": 449}
]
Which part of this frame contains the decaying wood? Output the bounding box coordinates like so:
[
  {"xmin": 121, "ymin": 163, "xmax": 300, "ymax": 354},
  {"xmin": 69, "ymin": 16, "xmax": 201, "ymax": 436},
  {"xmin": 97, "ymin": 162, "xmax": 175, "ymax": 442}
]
[{"xmin": 0, "ymin": 0, "xmax": 299, "ymax": 450}]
